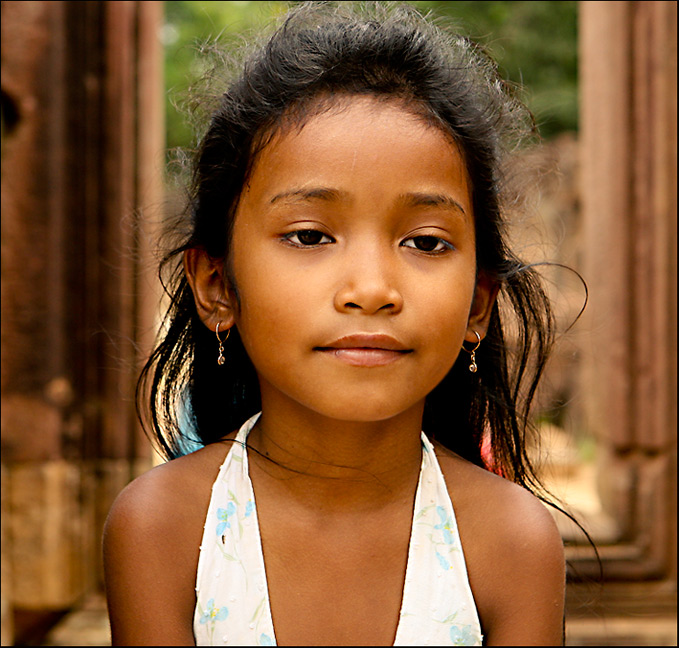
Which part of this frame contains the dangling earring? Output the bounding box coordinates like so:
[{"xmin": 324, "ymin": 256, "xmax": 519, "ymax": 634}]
[
  {"xmin": 463, "ymin": 330, "xmax": 481, "ymax": 373},
  {"xmin": 215, "ymin": 322, "xmax": 230, "ymax": 366}
]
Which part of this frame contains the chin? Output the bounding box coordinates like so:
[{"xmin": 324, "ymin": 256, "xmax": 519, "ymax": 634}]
[{"xmin": 304, "ymin": 393, "xmax": 424, "ymax": 424}]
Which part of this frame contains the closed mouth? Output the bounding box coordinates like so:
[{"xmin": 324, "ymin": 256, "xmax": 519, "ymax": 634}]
[
  {"xmin": 314, "ymin": 334, "xmax": 412, "ymax": 366},
  {"xmin": 315, "ymin": 333, "xmax": 412, "ymax": 352}
]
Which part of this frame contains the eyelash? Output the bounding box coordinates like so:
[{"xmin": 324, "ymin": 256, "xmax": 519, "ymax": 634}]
[
  {"xmin": 281, "ymin": 229, "xmax": 453, "ymax": 254},
  {"xmin": 401, "ymin": 236, "xmax": 454, "ymax": 254},
  {"xmin": 282, "ymin": 230, "xmax": 335, "ymax": 247}
]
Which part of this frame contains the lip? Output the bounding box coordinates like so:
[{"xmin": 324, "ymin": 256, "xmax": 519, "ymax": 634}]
[{"xmin": 314, "ymin": 334, "xmax": 412, "ymax": 367}]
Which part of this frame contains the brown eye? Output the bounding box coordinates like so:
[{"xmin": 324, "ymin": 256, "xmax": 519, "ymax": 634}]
[
  {"xmin": 402, "ymin": 235, "xmax": 452, "ymax": 254},
  {"xmin": 297, "ymin": 230, "xmax": 324, "ymax": 245},
  {"xmin": 413, "ymin": 236, "xmax": 439, "ymax": 251},
  {"xmin": 284, "ymin": 229, "xmax": 334, "ymax": 247}
]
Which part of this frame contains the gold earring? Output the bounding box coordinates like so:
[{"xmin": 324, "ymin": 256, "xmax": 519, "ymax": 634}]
[
  {"xmin": 463, "ymin": 330, "xmax": 481, "ymax": 373},
  {"xmin": 215, "ymin": 322, "xmax": 230, "ymax": 366}
]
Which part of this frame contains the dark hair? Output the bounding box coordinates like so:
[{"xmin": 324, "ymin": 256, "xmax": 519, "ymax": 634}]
[{"xmin": 139, "ymin": 2, "xmax": 569, "ymax": 506}]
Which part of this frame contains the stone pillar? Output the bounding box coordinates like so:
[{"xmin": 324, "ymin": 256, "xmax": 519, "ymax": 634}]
[
  {"xmin": 1, "ymin": 0, "xmax": 163, "ymax": 642},
  {"xmin": 576, "ymin": 0, "xmax": 676, "ymax": 591}
]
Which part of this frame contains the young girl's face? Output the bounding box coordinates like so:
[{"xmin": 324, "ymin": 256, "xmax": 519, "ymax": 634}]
[{"xmin": 226, "ymin": 96, "xmax": 493, "ymax": 422}]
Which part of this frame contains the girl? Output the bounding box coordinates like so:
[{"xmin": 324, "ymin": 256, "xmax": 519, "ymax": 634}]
[{"xmin": 103, "ymin": 2, "xmax": 569, "ymax": 645}]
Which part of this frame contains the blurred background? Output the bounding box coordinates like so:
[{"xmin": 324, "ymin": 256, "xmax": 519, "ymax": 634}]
[{"xmin": 1, "ymin": 1, "xmax": 676, "ymax": 645}]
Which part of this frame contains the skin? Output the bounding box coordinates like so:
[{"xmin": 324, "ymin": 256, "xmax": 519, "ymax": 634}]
[{"xmin": 103, "ymin": 96, "xmax": 565, "ymax": 646}]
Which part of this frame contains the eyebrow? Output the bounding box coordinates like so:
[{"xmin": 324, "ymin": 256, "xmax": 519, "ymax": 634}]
[
  {"xmin": 268, "ymin": 186, "xmax": 466, "ymax": 215},
  {"xmin": 269, "ymin": 187, "xmax": 347, "ymax": 204},
  {"xmin": 398, "ymin": 192, "xmax": 467, "ymax": 215}
]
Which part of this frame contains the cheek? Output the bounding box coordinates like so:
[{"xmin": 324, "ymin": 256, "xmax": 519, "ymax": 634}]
[
  {"xmin": 417, "ymin": 275, "xmax": 476, "ymax": 358},
  {"xmin": 233, "ymin": 277, "xmax": 280, "ymax": 345},
  {"xmin": 230, "ymin": 246, "xmax": 312, "ymax": 351}
]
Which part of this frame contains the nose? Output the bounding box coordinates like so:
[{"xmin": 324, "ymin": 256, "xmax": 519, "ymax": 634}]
[{"xmin": 333, "ymin": 246, "xmax": 404, "ymax": 315}]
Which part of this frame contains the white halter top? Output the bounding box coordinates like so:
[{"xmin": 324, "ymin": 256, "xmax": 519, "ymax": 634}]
[{"xmin": 193, "ymin": 413, "xmax": 483, "ymax": 646}]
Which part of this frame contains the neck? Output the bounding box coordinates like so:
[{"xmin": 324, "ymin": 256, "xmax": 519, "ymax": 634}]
[{"xmin": 246, "ymin": 397, "xmax": 425, "ymax": 513}]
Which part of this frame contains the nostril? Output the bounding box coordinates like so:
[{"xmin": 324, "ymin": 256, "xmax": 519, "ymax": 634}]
[
  {"xmin": 1, "ymin": 89, "xmax": 21, "ymax": 135},
  {"xmin": 343, "ymin": 301, "xmax": 397, "ymax": 312}
]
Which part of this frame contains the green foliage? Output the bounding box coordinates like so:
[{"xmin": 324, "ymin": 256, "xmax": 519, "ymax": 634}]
[
  {"xmin": 163, "ymin": 1, "xmax": 285, "ymax": 151},
  {"xmin": 162, "ymin": 1, "xmax": 578, "ymax": 151},
  {"xmin": 411, "ymin": 1, "xmax": 578, "ymax": 137}
]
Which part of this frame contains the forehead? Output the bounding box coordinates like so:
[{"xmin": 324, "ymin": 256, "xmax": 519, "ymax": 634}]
[{"xmin": 241, "ymin": 95, "xmax": 472, "ymax": 212}]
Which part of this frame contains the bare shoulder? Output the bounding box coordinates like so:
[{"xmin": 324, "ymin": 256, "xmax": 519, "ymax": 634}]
[
  {"xmin": 104, "ymin": 439, "xmax": 234, "ymax": 557},
  {"xmin": 435, "ymin": 446, "xmax": 562, "ymax": 548},
  {"xmin": 103, "ymin": 439, "xmax": 234, "ymax": 645},
  {"xmin": 435, "ymin": 444, "xmax": 565, "ymax": 646}
]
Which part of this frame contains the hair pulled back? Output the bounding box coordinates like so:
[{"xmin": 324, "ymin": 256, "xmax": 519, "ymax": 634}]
[{"xmin": 139, "ymin": 1, "xmax": 556, "ymax": 499}]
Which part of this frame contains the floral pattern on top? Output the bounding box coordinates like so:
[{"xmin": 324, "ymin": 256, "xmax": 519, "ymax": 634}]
[
  {"xmin": 194, "ymin": 414, "xmax": 483, "ymax": 646},
  {"xmin": 450, "ymin": 624, "xmax": 479, "ymax": 646}
]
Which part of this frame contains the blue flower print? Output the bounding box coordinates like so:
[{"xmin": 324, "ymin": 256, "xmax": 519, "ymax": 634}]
[
  {"xmin": 199, "ymin": 598, "xmax": 229, "ymax": 624},
  {"xmin": 434, "ymin": 505, "xmax": 455, "ymax": 545},
  {"xmin": 245, "ymin": 500, "xmax": 255, "ymax": 518},
  {"xmin": 436, "ymin": 550, "xmax": 451, "ymax": 571},
  {"xmin": 216, "ymin": 502, "xmax": 237, "ymax": 536},
  {"xmin": 449, "ymin": 624, "xmax": 476, "ymax": 645},
  {"xmin": 259, "ymin": 633, "xmax": 274, "ymax": 645}
]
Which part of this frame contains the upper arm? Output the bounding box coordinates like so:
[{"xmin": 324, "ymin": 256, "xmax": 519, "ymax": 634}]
[
  {"xmin": 476, "ymin": 491, "xmax": 566, "ymax": 646},
  {"xmin": 103, "ymin": 469, "xmax": 201, "ymax": 646}
]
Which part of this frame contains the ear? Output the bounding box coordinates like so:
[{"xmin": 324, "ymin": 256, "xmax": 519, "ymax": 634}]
[
  {"xmin": 183, "ymin": 248, "xmax": 237, "ymax": 333},
  {"xmin": 465, "ymin": 272, "xmax": 499, "ymax": 344}
]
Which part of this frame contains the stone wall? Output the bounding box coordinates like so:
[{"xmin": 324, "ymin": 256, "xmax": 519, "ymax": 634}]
[{"xmin": 0, "ymin": 2, "xmax": 164, "ymax": 644}]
